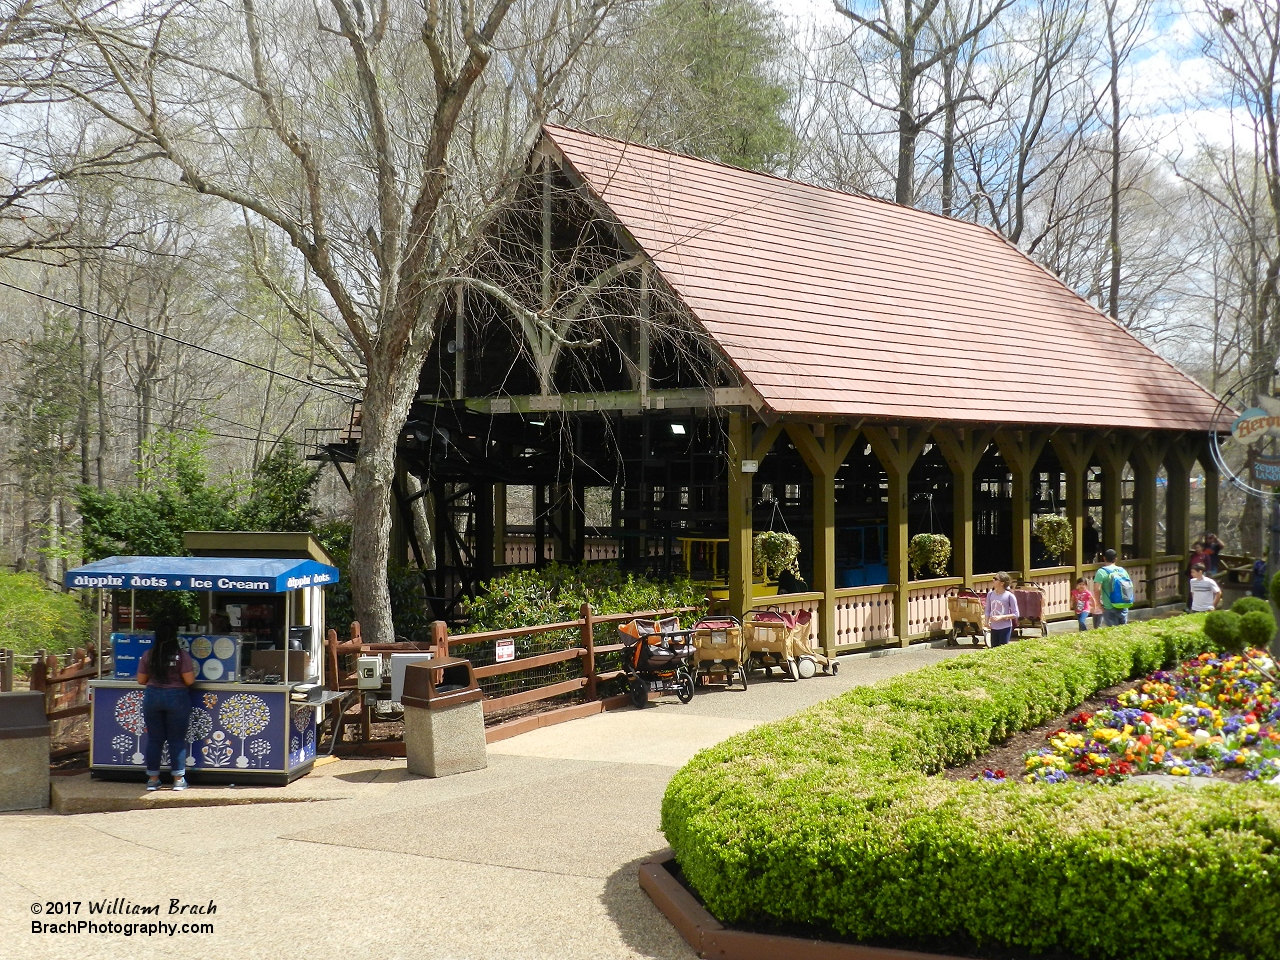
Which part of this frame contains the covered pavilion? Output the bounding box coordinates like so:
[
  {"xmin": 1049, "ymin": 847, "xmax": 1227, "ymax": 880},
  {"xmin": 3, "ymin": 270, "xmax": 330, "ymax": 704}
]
[{"xmin": 322, "ymin": 125, "xmax": 1224, "ymax": 650}]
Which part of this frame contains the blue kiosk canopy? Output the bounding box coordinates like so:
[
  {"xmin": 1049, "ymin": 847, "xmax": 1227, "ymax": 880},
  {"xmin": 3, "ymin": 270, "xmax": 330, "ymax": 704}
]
[{"xmin": 65, "ymin": 556, "xmax": 340, "ymax": 593}]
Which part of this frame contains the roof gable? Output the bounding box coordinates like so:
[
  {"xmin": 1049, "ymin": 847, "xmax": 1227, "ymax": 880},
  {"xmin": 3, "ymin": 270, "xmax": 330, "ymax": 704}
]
[{"xmin": 543, "ymin": 124, "xmax": 1221, "ymax": 432}]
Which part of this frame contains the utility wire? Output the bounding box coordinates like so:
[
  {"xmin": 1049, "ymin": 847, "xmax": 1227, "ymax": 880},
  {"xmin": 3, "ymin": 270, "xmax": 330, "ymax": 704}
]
[{"xmin": 0, "ymin": 278, "xmax": 363, "ymax": 402}]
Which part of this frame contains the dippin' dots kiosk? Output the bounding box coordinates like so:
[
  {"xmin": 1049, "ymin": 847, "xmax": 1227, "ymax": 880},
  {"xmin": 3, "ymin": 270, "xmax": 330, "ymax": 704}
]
[{"xmin": 68, "ymin": 550, "xmax": 340, "ymax": 785}]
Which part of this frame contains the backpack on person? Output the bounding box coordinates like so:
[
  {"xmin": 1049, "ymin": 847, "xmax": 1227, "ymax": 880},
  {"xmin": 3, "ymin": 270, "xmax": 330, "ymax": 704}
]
[{"xmin": 1102, "ymin": 564, "xmax": 1135, "ymax": 609}]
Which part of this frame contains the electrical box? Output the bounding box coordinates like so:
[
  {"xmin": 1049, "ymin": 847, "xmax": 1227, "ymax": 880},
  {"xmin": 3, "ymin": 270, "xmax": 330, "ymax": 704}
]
[{"xmin": 357, "ymin": 655, "xmax": 383, "ymax": 690}]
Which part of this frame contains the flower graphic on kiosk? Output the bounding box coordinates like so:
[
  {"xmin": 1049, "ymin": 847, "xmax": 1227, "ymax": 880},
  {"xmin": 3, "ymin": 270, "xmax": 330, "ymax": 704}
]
[
  {"xmin": 186, "ymin": 707, "xmax": 213, "ymax": 745},
  {"xmin": 248, "ymin": 738, "xmax": 271, "ymax": 768},
  {"xmin": 201, "ymin": 731, "xmax": 233, "ymax": 767},
  {"xmin": 110, "ymin": 734, "xmax": 132, "ymax": 761},
  {"xmin": 219, "ymin": 694, "xmax": 270, "ymax": 768},
  {"xmin": 292, "ymin": 706, "xmax": 313, "ymax": 733},
  {"xmin": 114, "ymin": 691, "xmax": 146, "ymax": 764}
]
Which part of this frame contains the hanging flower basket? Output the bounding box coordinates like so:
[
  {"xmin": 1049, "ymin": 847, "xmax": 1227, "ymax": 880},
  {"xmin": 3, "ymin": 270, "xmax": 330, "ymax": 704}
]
[
  {"xmin": 1033, "ymin": 514, "xmax": 1073, "ymax": 563},
  {"xmin": 753, "ymin": 531, "xmax": 800, "ymax": 581},
  {"xmin": 908, "ymin": 533, "xmax": 951, "ymax": 578}
]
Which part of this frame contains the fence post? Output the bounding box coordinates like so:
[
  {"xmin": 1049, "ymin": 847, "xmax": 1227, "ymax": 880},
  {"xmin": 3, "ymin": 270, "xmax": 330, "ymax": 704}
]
[
  {"xmin": 0, "ymin": 648, "xmax": 11, "ymax": 692},
  {"xmin": 31, "ymin": 650, "xmax": 47, "ymax": 694},
  {"xmin": 580, "ymin": 602, "xmax": 596, "ymax": 700},
  {"xmin": 432, "ymin": 620, "xmax": 449, "ymax": 660}
]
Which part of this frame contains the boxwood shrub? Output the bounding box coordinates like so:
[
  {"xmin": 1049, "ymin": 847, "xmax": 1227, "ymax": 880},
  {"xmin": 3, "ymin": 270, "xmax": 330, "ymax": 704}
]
[{"xmin": 661, "ymin": 616, "xmax": 1280, "ymax": 960}]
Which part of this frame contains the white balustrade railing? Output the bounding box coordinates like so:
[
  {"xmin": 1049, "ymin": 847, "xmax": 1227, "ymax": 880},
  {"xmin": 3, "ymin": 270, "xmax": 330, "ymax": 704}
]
[
  {"xmin": 1129, "ymin": 562, "xmax": 1149, "ymax": 605},
  {"xmin": 1029, "ymin": 568, "xmax": 1074, "ymax": 617},
  {"xmin": 833, "ymin": 586, "xmax": 895, "ymax": 645},
  {"xmin": 905, "ymin": 578, "xmax": 963, "ymax": 636},
  {"xmin": 1153, "ymin": 558, "xmax": 1183, "ymax": 603}
]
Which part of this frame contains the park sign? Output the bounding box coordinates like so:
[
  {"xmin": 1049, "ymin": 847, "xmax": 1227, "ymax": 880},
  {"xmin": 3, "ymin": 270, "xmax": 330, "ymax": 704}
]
[
  {"xmin": 64, "ymin": 556, "xmax": 340, "ymax": 593},
  {"xmin": 1231, "ymin": 396, "xmax": 1280, "ymax": 444},
  {"xmin": 1252, "ymin": 455, "xmax": 1280, "ymax": 487}
]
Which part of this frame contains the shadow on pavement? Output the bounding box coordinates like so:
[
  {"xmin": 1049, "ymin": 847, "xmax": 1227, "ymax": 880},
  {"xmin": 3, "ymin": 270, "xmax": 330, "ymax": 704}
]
[{"xmin": 600, "ymin": 851, "xmax": 697, "ymax": 960}]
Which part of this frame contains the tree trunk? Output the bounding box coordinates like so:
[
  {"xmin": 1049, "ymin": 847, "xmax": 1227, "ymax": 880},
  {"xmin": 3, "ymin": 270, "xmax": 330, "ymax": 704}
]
[
  {"xmin": 347, "ymin": 348, "xmax": 428, "ymax": 644},
  {"xmin": 1106, "ymin": 0, "xmax": 1122, "ymax": 322}
]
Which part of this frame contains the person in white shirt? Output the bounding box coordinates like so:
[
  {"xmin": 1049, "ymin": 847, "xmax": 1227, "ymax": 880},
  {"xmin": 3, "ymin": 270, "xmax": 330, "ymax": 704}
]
[{"xmin": 1188, "ymin": 563, "xmax": 1222, "ymax": 613}]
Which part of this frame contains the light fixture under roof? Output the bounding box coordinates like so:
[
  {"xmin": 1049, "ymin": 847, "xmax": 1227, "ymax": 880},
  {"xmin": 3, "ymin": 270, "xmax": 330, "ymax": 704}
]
[
  {"xmin": 529, "ymin": 420, "xmax": 546, "ymax": 427},
  {"xmin": 670, "ymin": 423, "xmax": 687, "ymax": 436}
]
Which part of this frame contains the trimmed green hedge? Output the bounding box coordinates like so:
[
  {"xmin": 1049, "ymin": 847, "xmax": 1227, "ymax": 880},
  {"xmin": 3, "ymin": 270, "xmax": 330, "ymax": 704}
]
[{"xmin": 661, "ymin": 616, "xmax": 1280, "ymax": 960}]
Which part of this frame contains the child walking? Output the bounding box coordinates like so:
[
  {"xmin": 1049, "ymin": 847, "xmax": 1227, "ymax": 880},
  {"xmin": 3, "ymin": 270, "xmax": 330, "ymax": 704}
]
[
  {"xmin": 1071, "ymin": 577, "xmax": 1095, "ymax": 632},
  {"xmin": 985, "ymin": 572, "xmax": 1020, "ymax": 647},
  {"xmin": 1188, "ymin": 562, "xmax": 1222, "ymax": 613}
]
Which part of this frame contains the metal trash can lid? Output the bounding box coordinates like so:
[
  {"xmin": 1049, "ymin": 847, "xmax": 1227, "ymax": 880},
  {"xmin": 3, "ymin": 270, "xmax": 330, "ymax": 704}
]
[{"xmin": 0, "ymin": 692, "xmax": 50, "ymax": 739}]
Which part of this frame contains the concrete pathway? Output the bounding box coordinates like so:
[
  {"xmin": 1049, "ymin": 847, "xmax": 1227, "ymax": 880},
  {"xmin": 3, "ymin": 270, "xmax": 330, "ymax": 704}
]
[{"xmin": 1, "ymin": 644, "xmax": 969, "ymax": 960}]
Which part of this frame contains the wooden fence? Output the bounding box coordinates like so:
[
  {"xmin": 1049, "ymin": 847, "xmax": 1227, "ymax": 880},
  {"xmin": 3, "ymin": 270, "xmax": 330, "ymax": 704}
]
[{"xmin": 25, "ymin": 648, "xmax": 101, "ymax": 758}]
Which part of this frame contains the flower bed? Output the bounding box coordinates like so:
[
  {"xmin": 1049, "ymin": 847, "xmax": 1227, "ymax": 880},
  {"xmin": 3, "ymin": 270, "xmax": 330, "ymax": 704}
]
[
  {"xmin": 1022, "ymin": 650, "xmax": 1280, "ymax": 784},
  {"xmin": 661, "ymin": 615, "xmax": 1280, "ymax": 960}
]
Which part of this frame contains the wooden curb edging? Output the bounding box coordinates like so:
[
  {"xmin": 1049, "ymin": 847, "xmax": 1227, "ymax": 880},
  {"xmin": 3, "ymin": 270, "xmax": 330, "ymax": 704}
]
[{"xmin": 639, "ymin": 852, "xmax": 963, "ymax": 960}]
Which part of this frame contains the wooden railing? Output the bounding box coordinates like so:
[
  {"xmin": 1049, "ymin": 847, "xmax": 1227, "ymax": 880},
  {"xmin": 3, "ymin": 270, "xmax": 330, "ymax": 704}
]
[
  {"xmin": 438, "ymin": 603, "xmax": 700, "ymax": 738},
  {"xmin": 30, "ymin": 648, "xmax": 102, "ymax": 758},
  {"xmin": 905, "ymin": 577, "xmax": 963, "ymax": 636},
  {"xmin": 832, "ymin": 584, "xmax": 895, "ymax": 647},
  {"xmin": 1153, "ymin": 557, "xmax": 1184, "ymax": 603},
  {"xmin": 1027, "ymin": 567, "xmax": 1074, "ymax": 617},
  {"xmin": 1129, "ymin": 561, "xmax": 1150, "ymax": 605}
]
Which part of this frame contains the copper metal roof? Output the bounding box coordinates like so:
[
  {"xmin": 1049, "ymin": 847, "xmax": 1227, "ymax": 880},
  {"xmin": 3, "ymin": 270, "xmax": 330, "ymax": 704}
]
[{"xmin": 544, "ymin": 125, "xmax": 1223, "ymax": 432}]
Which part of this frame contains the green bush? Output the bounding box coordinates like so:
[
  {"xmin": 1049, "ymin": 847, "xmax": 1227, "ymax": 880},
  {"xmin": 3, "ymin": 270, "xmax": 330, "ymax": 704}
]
[
  {"xmin": 1232, "ymin": 596, "xmax": 1270, "ymax": 616},
  {"xmin": 660, "ymin": 615, "xmax": 1280, "ymax": 960},
  {"xmin": 1239, "ymin": 609, "xmax": 1277, "ymax": 649},
  {"xmin": 0, "ymin": 571, "xmax": 91, "ymax": 661},
  {"xmin": 464, "ymin": 562, "xmax": 705, "ymax": 632},
  {"xmin": 1204, "ymin": 608, "xmax": 1242, "ymax": 650}
]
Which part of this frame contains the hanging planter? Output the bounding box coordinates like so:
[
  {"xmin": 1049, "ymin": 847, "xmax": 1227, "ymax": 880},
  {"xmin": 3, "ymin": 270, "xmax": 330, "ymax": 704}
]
[
  {"xmin": 908, "ymin": 533, "xmax": 951, "ymax": 578},
  {"xmin": 1033, "ymin": 514, "xmax": 1073, "ymax": 563},
  {"xmin": 753, "ymin": 531, "xmax": 800, "ymax": 581}
]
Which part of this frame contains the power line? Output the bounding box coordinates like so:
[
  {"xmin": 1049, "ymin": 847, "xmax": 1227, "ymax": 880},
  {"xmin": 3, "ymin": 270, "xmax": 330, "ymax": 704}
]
[{"xmin": 0, "ymin": 278, "xmax": 363, "ymax": 402}]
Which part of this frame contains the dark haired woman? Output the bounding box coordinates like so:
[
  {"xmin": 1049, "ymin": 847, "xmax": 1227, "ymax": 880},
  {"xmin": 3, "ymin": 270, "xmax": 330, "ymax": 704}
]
[{"xmin": 136, "ymin": 622, "xmax": 196, "ymax": 791}]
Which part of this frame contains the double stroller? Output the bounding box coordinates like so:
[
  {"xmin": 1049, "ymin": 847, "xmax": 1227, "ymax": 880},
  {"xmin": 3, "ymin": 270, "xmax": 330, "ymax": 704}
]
[{"xmin": 619, "ymin": 617, "xmax": 696, "ymax": 708}]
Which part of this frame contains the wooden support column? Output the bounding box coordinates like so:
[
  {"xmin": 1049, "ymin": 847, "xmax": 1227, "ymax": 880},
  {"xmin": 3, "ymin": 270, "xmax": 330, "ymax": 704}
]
[
  {"xmin": 934, "ymin": 427, "xmax": 996, "ymax": 586},
  {"xmin": 1131, "ymin": 434, "xmax": 1168, "ymax": 565},
  {"xmin": 1165, "ymin": 437, "xmax": 1196, "ymax": 561},
  {"xmin": 865, "ymin": 425, "xmax": 933, "ymax": 645},
  {"xmin": 727, "ymin": 413, "xmax": 781, "ymax": 620},
  {"xmin": 1096, "ymin": 433, "xmax": 1134, "ymax": 557},
  {"xmin": 1051, "ymin": 433, "xmax": 1097, "ymax": 581},
  {"xmin": 1201, "ymin": 438, "xmax": 1220, "ymax": 538},
  {"xmin": 474, "ymin": 482, "xmax": 494, "ymax": 583},
  {"xmin": 493, "ymin": 484, "xmax": 507, "ymax": 567},
  {"xmin": 787, "ymin": 422, "xmax": 861, "ymax": 655},
  {"xmin": 994, "ymin": 429, "xmax": 1049, "ymax": 578}
]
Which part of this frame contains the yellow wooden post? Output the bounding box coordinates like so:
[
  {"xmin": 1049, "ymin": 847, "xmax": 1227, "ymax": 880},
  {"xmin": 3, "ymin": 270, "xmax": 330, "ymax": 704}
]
[
  {"xmin": 727, "ymin": 414, "xmax": 781, "ymax": 621},
  {"xmin": 727, "ymin": 412, "xmax": 753, "ymax": 621},
  {"xmin": 1051, "ymin": 433, "xmax": 1096, "ymax": 583},
  {"xmin": 787, "ymin": 423, "xmax": 860, "ymax": 655},
  {"xmin": 934, "ymin": 427, "xmax": 995, "ymax": 587},
  {"xmin": 995, "ymin": 430, "xmax": 1049, "ymax": 578},
  {"xmin": 865, "ymin": 425, "xmax": 932, "ymax": 645}
]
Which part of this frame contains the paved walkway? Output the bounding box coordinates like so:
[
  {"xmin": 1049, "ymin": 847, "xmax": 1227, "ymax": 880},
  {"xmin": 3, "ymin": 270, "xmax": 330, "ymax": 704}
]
[{"xmin": 1, "ymin": 645, "xmax": 970, "ymax": 959}]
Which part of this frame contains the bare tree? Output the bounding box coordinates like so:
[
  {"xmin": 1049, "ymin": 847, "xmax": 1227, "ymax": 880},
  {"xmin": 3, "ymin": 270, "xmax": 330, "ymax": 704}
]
[
  {"xmin": 13, "ymin": 0, "xmax": 627, "ymax": 640},
  {"xmin": 832, "ymin": 0, "xmax": 1014, "ymax": 206}
]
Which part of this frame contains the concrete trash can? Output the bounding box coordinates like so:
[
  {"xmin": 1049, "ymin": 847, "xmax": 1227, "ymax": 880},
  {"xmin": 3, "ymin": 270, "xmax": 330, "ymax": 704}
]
[
  {"xmin": 0, "ymin": 691, "xmax": 50, "ymax": 811},
  {"xmin": 402, "ymin": 658, "xmax": 487, "ymax": 778}
]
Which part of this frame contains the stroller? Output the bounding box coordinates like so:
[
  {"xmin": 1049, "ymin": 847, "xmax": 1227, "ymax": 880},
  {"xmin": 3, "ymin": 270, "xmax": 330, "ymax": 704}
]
[
  {"xmin": 945, "ymin": 586, "xmax": 986, "ymax": 647},
  {"xmin": 690, "ymin": 616, "xmax": 748, "ymax": 690},
  {"xmin": 745, "ymin": 608, "xmax": 838, "ymax": 680},
  {"xmin": 1012, "ymin": 580, "xmax": 1048, "ymax": 637},
  {"xmin": 619, "ymin": 617, "xmax": 696, "ymax": 708}
]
